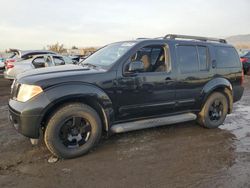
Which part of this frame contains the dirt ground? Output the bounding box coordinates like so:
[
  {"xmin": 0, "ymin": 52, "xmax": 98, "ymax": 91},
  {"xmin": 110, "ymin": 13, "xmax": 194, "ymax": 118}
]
[{"xmin": 0, "ymin": 74, "xmax": 250, "ymax": 188}]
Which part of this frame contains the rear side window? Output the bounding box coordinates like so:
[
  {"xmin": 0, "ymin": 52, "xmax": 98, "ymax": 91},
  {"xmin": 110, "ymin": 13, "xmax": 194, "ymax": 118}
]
[
  {"xmin": 33, "ymin": 57, "xmax": 44, "ymax": 63},
  {"xmin": 197, "ymin": 46, "xmax": 208, "ymax": 71},
  {"xmin": 54, "ymin": 56, "xmax": 65, "ymax": 66},
  {"xmin": 215, "ymin": 47, "xmax": 240, "ymax": 68},
  {"xmin": 177, "ymin": 46, "xmax": 199, "ymax": 73}
]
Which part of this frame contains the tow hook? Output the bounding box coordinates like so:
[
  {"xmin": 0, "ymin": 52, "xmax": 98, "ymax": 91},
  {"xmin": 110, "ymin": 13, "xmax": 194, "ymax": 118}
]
[{"xmin": 30, "ymin": 139, "xmax": 39, "ymax": 145}]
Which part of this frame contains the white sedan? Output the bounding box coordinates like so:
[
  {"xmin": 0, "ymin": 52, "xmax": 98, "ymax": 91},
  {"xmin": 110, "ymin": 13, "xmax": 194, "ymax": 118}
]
[
  {"xmin": 0, "ymin": 57, "xmax": 5, "ymax": 69},
  {"xmin": 4, "ymin": 54, "xmax": 75, "ymax": 80}
]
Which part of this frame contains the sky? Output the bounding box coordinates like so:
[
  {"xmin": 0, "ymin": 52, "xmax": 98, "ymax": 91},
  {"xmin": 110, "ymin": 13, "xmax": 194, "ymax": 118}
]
[{"xmin": 0, "ymin": 0, "xmax": 249, "ymax": 50}]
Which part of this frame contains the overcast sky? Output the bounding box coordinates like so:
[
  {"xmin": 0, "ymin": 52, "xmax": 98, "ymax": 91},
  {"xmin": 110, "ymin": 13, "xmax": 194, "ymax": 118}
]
[{"xmin": 0, "ymin": 0, "xmax": 249, "ymax": 50}]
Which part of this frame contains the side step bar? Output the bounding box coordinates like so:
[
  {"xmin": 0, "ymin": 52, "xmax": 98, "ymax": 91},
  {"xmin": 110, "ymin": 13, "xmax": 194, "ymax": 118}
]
[{"xmin": 111, "ymin": 113, "xmax": 197, "ymax": 133}]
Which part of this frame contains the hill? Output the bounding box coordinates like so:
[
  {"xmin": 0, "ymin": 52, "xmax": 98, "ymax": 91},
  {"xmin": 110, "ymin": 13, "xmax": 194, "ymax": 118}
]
[{"xmin": 226, "ymin": 34, "xmax": 250, "ymax": 49}]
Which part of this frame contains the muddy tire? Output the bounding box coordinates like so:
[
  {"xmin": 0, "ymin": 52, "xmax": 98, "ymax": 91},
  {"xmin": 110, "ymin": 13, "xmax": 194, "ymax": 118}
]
[
  {"xmin": 44, "ymin": 103, "xmax": 102, "ymax": 159},
  {"xmin": 197, "ymin": 92, "xmax": 228, "ymax": 129}
]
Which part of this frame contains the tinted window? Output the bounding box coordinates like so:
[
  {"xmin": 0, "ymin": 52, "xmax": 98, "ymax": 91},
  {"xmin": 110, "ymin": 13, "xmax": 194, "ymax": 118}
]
[
  {"xmin": 177, "ymin": 46, "xmax": 199, "ymax": 73},
  {"xmin": 32, "ymin": 56, "xmax": 45, "ymax": 68},
  {"xmin": 215, "ymin": 47, "xmax": 240, "ymax": 68},
  {"xmin": 33, "ymin": 57, "xmax": 44, "ymax": 63},
  {"xmin": 53, "ymin": 56, "xmax": 65, "ymax": 66},
  {"xmin": 197, "ymin": 46, "xmax": 208, "ymax": 71},
  {"xmin": 127, "ymin": 45, "xmax": 168, "ymax": 73}
]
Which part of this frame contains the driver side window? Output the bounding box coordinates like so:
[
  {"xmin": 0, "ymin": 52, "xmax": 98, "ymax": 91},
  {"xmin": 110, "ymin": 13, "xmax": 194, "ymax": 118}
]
[{"xmin": 126, "ymin": 45, "xmax": 169, "ymax": 73}]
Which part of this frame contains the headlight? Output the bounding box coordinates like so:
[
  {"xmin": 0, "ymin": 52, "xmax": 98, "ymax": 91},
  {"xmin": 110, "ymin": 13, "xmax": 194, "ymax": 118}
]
[{"xmin": 16, "ymin": 84, "xmax": 43, "ymax": 102}]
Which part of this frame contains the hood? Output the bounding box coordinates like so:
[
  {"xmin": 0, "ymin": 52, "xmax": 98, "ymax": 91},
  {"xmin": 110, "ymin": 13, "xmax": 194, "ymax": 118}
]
[{"xmin": 16, "ymin": 64, "xmax": 106, "ymax": 86}]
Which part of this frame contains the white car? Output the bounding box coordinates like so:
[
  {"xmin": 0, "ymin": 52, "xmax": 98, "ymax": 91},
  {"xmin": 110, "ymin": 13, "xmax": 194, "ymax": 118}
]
[
  {"xmin": 4, "ymin": 54, "xmax": 75, "ymax": 80},
  {"xmin": 0, "ymin": 56, "xmax": 6, "ymax": 69},
  {"xmin": 0, "ymin": 61, "xmax": 4, "ymax": 70}
]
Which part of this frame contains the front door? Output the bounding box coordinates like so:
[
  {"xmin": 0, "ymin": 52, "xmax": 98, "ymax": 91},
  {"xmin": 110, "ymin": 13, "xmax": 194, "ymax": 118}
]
[{"xmin": 116, "ymin": 44, "xmax": 176, "ymax": 121}]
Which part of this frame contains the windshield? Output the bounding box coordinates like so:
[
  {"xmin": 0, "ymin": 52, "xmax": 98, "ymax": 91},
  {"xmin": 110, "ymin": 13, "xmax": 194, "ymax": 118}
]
[{"xmin": 82, "ymin": 42, "xmax": 136, "ymax": 69}]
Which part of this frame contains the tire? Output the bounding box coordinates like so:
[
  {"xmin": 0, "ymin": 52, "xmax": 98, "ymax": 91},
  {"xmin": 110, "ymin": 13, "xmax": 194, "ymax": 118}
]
[
  {"xmin": 197, "ymin": 92, "xmax": 228, "ymax": 129},
  {"xmin": 44, "ymin": 103, "xmax": 102, "ymax": 159}
]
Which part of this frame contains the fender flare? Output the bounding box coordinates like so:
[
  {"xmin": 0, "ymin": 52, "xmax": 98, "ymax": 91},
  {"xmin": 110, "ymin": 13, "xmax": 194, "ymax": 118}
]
[
  {"xmin": 40, "ymin": 82, "xmax": 114, "ymax": 133},
  {"xmin": 201, "ymin": 78, "xmax": 233, "ymax": 113}
]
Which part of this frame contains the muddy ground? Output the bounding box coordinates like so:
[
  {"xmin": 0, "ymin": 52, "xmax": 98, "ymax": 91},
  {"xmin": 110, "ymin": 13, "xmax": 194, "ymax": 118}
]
[{"xmin": 0, "ymin": 73, "xmax": 250, "ymax": 188}]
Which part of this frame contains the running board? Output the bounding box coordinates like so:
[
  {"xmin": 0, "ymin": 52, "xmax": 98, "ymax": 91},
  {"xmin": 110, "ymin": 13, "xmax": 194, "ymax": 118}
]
[{"xmin": 111, "ymin": 113, "xmax": 197, "ymax": 133}]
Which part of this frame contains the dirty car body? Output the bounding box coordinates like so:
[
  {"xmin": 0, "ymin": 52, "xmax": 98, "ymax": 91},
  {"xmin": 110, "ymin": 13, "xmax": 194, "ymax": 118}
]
[{"xmin": 8, "ymin": 35, "xmax": 244, "ymax": 158}]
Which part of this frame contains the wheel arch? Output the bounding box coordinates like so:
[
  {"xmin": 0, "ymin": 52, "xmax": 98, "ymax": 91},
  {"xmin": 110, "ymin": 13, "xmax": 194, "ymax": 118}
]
[
  {"xmin": 201, "ymin": 78, "xmax": 233, "ymax": 114},
  {"xmin": 39, "ymin": 83, "xmax": 114, "ymax": 134}
]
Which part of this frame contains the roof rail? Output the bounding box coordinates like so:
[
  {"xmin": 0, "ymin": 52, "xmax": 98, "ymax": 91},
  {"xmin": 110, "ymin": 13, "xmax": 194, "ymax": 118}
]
[
  {"xmin": 136, "ymin": 38, "xmax": 150, "ymax": 40},
  {"xmin": 164, "ymin": 34, "xmax": 227, "ymax": 44}
]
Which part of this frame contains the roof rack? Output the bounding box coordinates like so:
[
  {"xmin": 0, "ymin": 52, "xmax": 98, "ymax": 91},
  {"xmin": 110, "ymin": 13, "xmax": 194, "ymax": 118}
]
[
  {"xmin": 164, "ymin": 34, "xmax": 227, "ymax": 44},
  {"xmin": 136, "ymin": 38, "xmax": 150, "ymax": 40}
]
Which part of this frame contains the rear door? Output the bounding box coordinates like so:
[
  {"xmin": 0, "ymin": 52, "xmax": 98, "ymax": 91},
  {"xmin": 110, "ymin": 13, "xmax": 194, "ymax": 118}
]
[{"xmin": 175, "ymin": 44, "xmax": 213, "ymax": 111}]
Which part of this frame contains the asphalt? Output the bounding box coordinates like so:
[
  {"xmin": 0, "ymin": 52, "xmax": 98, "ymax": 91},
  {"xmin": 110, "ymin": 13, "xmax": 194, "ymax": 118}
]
[{"xmin": 0, "ymin": 75, "xmax": 250, "ymax": 188}]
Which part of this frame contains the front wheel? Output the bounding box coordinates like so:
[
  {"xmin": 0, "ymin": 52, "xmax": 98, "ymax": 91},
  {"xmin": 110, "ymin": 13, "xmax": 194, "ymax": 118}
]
[
  {"xmin": 44, "ymin": 103, "xmax": 102, "ymax": 159},
  {"xmin": 197, "ymin": 92, "xmax": 228, "ymax": 129}
]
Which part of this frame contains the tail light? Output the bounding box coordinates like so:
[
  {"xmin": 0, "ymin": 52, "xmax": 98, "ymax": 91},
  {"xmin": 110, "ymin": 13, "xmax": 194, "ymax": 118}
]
[
  {"xmin": 241, "ymin": 69, "xmax": 244, "ymax": 85},
  {"xmin": 6, "ymin": 62, "xmax": 14, "ymax": 69},
  {"xmin": 4, "ymin": 59, "xmax": 16, "ymax": 64},
  {"xmin": 240, "ymin": 57, "xmax": 249, "ymax": 63},
  {"xmin": 4, "ymin": 59, "xmax": 16, "ymax": 69}
]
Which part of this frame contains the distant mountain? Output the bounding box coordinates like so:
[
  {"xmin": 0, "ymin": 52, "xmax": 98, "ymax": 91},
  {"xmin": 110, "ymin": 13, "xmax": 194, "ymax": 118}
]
[
  {"xmin": 226, "ymin": 34, "xmax": 250, "ymax": 49},
  {"xmin": 226, "ymin": 34, "xmax": 250, "ymax": 44}
]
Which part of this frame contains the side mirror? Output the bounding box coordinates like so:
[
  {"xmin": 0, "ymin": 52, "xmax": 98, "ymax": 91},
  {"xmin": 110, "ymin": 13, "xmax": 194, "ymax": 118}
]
[{"xmin": 129, "ymin": 60, "xmax": 144, "ymax": 72}]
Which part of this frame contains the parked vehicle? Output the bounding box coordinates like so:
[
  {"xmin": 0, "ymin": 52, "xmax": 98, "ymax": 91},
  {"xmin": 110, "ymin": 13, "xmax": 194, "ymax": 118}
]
[
  {"xmin": 4, "ymin": 49, "xmax": 56, "ymax": 70},
  {"xmin": 240, "ymin": 50, "xmax": 250, "ymax": 74},
  {"xmin": 9, "ymin": 34, "xmax": 244, "ymax": 159},
  {"xmin": 4, "ymin": 54, "xmax": 75, "ymax": 80},
  {"xmin": 0, "ymin": 57, "xmax": 4, "ymax": 70}
]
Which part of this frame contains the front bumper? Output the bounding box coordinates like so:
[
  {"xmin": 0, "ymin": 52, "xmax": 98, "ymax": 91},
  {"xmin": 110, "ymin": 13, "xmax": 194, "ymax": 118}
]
[
  {"xmin": 8, "ymin": 93, "xmax": 51, "ymax": 138},
  {"xmin": 9, "ymin": 106, "xmax": 41, "ymax": 138}
]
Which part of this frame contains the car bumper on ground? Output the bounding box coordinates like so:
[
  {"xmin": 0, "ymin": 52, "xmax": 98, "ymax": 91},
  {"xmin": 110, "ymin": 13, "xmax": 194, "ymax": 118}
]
[{"xmin": 8, "ymin": 93, "xmax": 51, "ymax": 138}]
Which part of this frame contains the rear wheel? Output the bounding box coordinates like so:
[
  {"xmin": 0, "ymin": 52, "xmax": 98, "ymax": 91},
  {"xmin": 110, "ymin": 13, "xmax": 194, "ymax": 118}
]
[
  {"xmin": 44, "ymin": 103, "xmax": 102, "ymax": 159},
  {"xmin": 197, "ymin": 92, "xmax": 228, "ymax": 129}
]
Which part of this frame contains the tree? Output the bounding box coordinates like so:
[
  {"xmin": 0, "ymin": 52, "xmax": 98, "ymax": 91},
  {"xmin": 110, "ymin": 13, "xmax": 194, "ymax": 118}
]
[
  {"xmin": 47, "ymin": 42, "xmax": 67, "ymax": 53},
  {"xmin": 72, "ymin": 46, "xmax": 78, "ymax": 50}
]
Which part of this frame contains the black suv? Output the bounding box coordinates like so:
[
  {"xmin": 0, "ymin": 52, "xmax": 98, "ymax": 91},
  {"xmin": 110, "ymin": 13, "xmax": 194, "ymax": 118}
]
[{"xmin": 9, "ymin": 34, "xmax": 244, "ymax": 159}]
